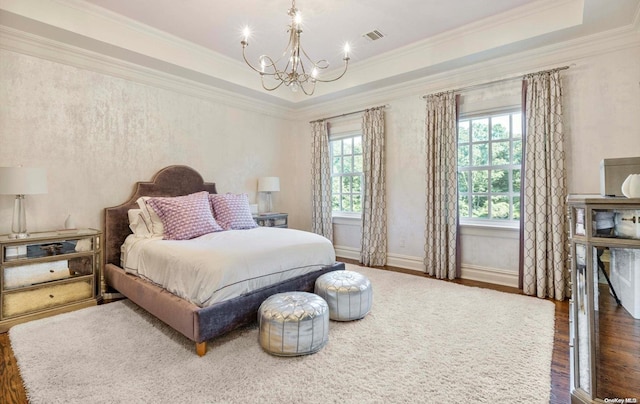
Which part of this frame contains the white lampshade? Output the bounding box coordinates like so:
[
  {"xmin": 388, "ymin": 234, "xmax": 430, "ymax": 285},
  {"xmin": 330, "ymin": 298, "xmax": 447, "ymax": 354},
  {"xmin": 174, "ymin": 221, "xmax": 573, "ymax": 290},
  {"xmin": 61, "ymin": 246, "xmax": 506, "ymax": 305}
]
[
  {"xmin": 0, "ymin": 167, "xmax": 48, "ymax": 195},
  {"xmin": 258, "ymin": 177, "xmax": 280, "ymax": 193}
]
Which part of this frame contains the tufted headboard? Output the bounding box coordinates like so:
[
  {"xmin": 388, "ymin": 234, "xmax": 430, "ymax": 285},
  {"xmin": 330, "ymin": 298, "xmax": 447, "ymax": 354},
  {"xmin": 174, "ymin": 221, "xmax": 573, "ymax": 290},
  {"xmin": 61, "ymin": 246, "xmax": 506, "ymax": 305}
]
[{"xmin": 103, "ymin": 165, "xmax": 217, "ymax": 267}]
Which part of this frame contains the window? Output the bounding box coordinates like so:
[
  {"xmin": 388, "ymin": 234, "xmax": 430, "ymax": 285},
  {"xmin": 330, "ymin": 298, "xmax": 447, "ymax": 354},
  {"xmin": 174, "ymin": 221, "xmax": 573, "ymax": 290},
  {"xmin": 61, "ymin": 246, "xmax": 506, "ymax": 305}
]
[
  {"xmin": 330, "ymin": 134, "xmax": 363, "ymax": 214},
  {"xmin": 458, "ymin": 110, "xmax": 522, "ymax": 223}
]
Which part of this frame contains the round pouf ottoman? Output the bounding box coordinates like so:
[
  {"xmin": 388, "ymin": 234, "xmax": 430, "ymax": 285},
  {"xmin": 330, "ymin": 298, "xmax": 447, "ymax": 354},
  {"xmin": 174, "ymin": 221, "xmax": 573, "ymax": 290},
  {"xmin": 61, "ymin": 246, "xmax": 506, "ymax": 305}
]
[
  {"xmin": 314, "ymin": 270, "xmax": 372, "ymax": 321},
  {"xmin": 258, "ymin": 291, "xmax": 329, "ymax": 356}
]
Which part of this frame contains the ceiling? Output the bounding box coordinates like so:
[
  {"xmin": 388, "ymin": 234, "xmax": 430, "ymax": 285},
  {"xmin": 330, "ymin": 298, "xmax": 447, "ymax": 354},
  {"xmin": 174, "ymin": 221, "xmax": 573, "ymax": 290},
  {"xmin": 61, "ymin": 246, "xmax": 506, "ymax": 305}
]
[{"xmin": 1, "ymin": 0, "xmax": 639, "ymax": 107}]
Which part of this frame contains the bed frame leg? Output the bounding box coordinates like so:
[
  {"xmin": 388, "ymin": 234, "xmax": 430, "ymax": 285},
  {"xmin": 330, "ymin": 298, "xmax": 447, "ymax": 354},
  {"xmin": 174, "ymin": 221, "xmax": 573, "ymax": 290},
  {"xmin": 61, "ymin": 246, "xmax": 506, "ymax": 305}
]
[{"xmin": 196, "ymin": 341, "xmax": 207, "ymax": 357}]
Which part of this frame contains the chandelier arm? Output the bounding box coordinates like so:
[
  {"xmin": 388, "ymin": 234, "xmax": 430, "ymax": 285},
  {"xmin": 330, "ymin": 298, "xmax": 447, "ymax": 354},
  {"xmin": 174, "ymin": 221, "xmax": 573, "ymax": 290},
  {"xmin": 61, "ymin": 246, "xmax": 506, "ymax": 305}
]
[
  {"xmin": 314, "ymin": 59, "xmax": 350, "ymax": 83},
  {"xmin": 242, "ymin": 46, "xmax": 271, "ymax": 75},
  {"xmin": 261, "ymin": 75, "xmax": 286, "ymax": 91},
  {"xmin": 300, "ymin": 80, "xmax": 316, "ymax": 96}
]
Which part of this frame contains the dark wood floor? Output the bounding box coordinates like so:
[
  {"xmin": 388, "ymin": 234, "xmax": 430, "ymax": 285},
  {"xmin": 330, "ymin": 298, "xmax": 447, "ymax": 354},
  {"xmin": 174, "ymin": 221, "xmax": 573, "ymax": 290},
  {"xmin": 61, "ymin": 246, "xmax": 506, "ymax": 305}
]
[{"xmin": 1, "ymin": 260, "xmax": 637, "ymax": 403}]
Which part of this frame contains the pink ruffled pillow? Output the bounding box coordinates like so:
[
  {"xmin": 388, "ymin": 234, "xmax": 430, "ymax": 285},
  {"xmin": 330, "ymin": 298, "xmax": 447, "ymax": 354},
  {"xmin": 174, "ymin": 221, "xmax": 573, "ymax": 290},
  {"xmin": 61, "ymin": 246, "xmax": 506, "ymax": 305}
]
[
  {"xmin": 209, "ymin": 193, "xmax": 258, "ymax": 230},
  {"xmin": 146, "ymin": 191, "xmax": 223, "ymax": 240}
]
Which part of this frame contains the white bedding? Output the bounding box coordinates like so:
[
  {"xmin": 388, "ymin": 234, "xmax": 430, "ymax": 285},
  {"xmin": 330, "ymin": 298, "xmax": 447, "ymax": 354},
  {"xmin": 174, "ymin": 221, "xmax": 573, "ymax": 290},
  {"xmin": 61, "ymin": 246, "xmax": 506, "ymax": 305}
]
[{"xmin": 120, "ymin": 227, "xmax": 336, "ymax": 307}]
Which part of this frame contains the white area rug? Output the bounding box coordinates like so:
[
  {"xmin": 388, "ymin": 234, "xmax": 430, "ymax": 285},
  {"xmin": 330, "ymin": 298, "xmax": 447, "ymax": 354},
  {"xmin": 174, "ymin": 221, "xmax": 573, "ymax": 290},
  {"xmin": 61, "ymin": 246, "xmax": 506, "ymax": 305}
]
[{"xmin": 10, "ymin": 265, "xmax": 555, "ymax": 403}]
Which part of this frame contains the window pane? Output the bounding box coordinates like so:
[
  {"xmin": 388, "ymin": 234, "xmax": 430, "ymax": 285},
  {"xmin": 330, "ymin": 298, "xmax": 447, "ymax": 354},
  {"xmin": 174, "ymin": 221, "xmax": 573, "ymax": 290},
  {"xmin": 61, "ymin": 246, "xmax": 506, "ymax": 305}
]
[
  {"xmin": 513, "ymin": 140, "xmax": 522, "ymax": 164},
  {"xmin": 353, "ymin": 136, "xmax": 363, "ymax": 154},
  {"xmin": 342, "ymin": 176, "xmax": 352, "ymax": 193},
  {"xmin": 472, "ymin": 196, "xmax": 488, "ymax": 218},
  {"xmin": 456, "ymin": 111, "xmax": 522, "ymax": 222},
  {"xmin": 332, "ymin": 157, "xmax": 341, "ymax": 174},
  {"xmin": 513, "ymin": 196, "xmax": 521, "ymax": 220},
  {"xmin": 472, "ymin": 170, "xmax": 488, "ymax": 193},
  {"xmin": 332, "ymin": 176, "xmax": 341, "ymax": 193},
  {"xmin": 512, "ymin": 113, "xmax": 522, "ymax": 138},
  {"xmin": 341, "ymin": 194, "xmax": 351, "ymax": 211},
  {"xmin": 332, "ymin": 195, "xmax": 340, "ymax": 211},
  {"xmin": 491, "ymin": 115, "xmax": 510, "ymax": 140},
  {"xmin": 352, "ymin": 175, "xmax": 362, "ymax": 193},
  {"xmin": 343, "ymin": 138, "xmax": 353, "ymax": 155},
  {"xmin": 331, "ymin": 140, "xmax": 342, "ymax": 156},
  {"xmin": 458, "ymin": 121, "xmax": 470, "ymax": 143},
  {"xmin": 472, "ymin": 143, "xmax": 488, "ymax": 166},
  {"xmin": 491, "ymin": 170, "xmax": 509, "ymax": 193},
  {"xmin": 458, "ymin": 171, "xmax": 469, "ymax": 193},
  {"xmin": 458, "ymin": 144, "xmax": 470, "ymax": 167},
  {"xmin": 472, "ymin": 119, "xmax": 489, "ymax": 141},
  {"xmin": 343, "ymin": 156, "xmax": 353, "ymax": 173},
  {"xmin": 354, "ymin": 155, "xmax": 363, "ymax": 173},
  {"xmin": 459, "ymin": 195, "xmax": 470, "ymax": 217},
  {"xmin": 491, "ymin": 195, "xmax": 510, "ymax": 219},
  {"xmin": 491, "ymin": 141, "xmax": 510, "ymax": 165},
  {"xmin": 352, "ymin": 194, "xmax": 362, "ymax": 213},
  {"xmin": 512, "ymin": 169, "xmax": 521, "ymax": 192}
]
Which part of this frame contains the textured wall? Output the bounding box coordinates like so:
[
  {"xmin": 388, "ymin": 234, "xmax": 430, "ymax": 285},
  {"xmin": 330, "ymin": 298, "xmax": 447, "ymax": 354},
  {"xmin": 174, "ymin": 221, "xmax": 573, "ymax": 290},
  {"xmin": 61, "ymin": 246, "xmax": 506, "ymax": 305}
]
[{"xmin": 0, "ymin": 49, "xmax": 293, "ymax": 234}]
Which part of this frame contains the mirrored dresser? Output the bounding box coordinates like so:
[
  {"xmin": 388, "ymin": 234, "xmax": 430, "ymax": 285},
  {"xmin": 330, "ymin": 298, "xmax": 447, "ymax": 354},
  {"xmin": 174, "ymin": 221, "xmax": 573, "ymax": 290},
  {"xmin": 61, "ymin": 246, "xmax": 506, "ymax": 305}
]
[
  {"xmin": 567, "ymin": 195, "xmax": 640, "ymax": 403},
  {"xmin": 0, "ymin": 229, "xmax": 102, "ymax": 332}
]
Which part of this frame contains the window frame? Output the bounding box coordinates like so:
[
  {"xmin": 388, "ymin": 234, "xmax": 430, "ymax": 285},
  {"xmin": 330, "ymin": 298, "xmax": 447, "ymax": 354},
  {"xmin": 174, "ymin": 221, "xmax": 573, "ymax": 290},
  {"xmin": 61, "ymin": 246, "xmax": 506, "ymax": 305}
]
[
  {"xmin": 329, "ymin": 130, "xmax": 364, "ymax": 218},
  {"xmin": 457, "ymin": 108, "xmax": 523, "ymax": 227}
]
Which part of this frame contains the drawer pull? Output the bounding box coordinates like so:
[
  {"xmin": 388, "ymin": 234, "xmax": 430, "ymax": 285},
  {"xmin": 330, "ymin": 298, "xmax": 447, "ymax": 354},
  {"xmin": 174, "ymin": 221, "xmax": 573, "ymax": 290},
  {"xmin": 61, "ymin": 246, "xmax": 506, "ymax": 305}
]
[{"xmin": 49, "ymin": 294, "xmax": 54, "ymax": 298}]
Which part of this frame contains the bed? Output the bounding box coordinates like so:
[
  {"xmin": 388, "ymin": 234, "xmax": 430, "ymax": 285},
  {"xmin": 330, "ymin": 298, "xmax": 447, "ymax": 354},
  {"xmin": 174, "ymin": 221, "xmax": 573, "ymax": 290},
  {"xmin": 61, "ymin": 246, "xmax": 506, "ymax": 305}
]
[{"xmin": 103, "ymin": 165, "xmax": 344, "ymax": 356}]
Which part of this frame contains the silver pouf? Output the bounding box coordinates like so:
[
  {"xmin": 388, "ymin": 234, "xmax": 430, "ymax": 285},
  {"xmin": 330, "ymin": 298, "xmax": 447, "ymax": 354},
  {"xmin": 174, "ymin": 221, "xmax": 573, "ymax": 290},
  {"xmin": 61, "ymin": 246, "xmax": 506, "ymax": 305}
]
[
  {"xmin": 314, "ymin": 270, "xmax": 372, "ymax": 321},
  {"xmin": 258, "ymin": 291, "xmax": 329, "ymax": 356}
]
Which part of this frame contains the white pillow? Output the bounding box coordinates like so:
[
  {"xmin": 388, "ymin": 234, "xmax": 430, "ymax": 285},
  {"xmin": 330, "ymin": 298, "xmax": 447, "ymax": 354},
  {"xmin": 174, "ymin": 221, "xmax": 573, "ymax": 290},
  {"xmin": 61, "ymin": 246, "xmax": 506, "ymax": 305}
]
[
  {"xmin": 128, "ymin": 209, "xmax": 152, "ymax": 237},
  {"xmin": 136, "ymin": 197, "xmax": 164, "ymax": 235}
]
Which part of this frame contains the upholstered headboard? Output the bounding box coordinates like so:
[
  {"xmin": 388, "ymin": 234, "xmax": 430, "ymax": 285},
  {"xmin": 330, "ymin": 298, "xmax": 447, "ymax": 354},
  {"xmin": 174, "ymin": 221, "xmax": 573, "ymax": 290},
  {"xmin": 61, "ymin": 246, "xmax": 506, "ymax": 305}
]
[{"xmin": 103, "ymin": 165, "xmax": 217, "ymax": 266}]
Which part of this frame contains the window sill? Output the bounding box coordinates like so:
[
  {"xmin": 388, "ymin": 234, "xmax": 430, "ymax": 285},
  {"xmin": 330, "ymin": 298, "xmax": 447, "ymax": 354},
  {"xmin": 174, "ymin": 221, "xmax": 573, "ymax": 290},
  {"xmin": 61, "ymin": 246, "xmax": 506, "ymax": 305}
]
[
  {"xmin": 459, "ymin": 220, "xmax": 520, "ymax": 231},
  {"xmin": 332, "ymin": 213, "xmax": 362, "ymax": 226}
]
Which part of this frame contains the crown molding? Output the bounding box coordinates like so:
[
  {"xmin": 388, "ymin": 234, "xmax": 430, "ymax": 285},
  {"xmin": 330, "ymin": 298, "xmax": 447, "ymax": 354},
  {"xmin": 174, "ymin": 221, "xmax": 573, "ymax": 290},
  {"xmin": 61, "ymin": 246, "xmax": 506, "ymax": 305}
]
[
  {"xmin": 297, "ymin": 21, "xmax": 640, "ymax": 122},
  {"xmin": 300, "ymin": 0, "xmax": 585, "ymax": 100},
  {"xmin": 0, "ymin": 0, "xmax": 295, "ymax": 103},
  {"xmin": 1, "ymin": 0, "xmax": 638, "ymax": 121},
  {"xmin": 0, "ymin": 25, "xmax": 296, "ymax": 120}
]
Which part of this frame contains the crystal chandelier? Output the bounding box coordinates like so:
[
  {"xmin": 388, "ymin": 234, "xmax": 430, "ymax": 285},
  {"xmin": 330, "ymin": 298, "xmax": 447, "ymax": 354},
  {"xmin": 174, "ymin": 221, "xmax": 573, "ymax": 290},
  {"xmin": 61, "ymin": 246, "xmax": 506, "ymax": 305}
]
[{"xmin": 241, "ymin": 0, "xmax": 350, "ymax": 96}]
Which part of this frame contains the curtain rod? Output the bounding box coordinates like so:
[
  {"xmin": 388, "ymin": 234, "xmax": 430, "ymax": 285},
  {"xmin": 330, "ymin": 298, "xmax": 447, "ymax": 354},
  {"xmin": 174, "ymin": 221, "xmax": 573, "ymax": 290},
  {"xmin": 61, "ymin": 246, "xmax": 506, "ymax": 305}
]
[
  {"xmin": 421, "ymin": 64, "xmax": 574, "ymax": 99},
  {"xmin": 309, "ymin": 104, "xmax": 389, "ymax": 124}
]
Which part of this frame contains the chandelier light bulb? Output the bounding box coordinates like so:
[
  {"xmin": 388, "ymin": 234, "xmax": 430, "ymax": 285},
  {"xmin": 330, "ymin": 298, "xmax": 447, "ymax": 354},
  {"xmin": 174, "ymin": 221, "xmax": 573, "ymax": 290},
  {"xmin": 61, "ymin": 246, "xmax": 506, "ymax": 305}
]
[
  {"xmin": 242, "ymin": 26, "xmax": 251, "ymax": 43},
  {"xmin": 294, "ymin": 12, "xmax": 302, "ymax": 26},
  {"xmin": 344, "ymin": 43, "xmax": 350, "ymax": 58},
  {"xmin": 312, "ymin": 67, "xmax": 318, "ymax": 79}
]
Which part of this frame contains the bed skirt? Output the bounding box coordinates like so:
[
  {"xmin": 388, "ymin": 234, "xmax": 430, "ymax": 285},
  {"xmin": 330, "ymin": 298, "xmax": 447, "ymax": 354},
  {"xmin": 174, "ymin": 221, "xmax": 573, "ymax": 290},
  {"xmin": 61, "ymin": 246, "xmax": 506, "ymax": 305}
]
[{"xmin": 104, "ymin": 262, "xmax": 345, "ymax": 344}]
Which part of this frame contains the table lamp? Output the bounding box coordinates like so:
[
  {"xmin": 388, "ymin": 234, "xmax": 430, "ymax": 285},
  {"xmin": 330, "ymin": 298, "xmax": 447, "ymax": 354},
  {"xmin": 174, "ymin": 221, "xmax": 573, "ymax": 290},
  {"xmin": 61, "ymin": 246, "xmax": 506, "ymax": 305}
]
[
  {"xmin": 0, "ymin": 167, "xmax": 48, "ymax": 238},
  {"xmin": 258, "ymin": 176, "xmax": 280, "ymax": 214}
]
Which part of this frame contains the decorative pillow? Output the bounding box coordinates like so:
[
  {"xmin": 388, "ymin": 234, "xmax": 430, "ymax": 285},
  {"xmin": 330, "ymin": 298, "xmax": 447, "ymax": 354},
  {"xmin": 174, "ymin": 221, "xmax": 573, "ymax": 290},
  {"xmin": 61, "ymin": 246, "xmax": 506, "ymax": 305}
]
[
  {"xmin": 127, "ymin": 209, "xmax": 151, "ymax": 237},
  {"xmin": 146, "ymin": 191, "xmax": 223, "ymax": 240},
  {"xmin": 209, "ymin": 193, "xmax": 258, "ymax": 230},
  {"xmin": 136, "ymin": 196, "xmax": 164, "ymax": 235}
]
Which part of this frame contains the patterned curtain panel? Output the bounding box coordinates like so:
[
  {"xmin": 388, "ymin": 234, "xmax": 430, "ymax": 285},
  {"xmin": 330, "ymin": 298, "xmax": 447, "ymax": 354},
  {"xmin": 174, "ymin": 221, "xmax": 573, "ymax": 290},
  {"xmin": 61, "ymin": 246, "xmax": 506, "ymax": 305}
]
[
  {"xmin": 424, "ymin": 91, "xmax": 458, "ymax": 279},
  {"xmin": 310, "ymin": 121, "xmax": 333, "ymax": 241},
  {"xmin": 522, "ymin": 70, "xmax": 568, "ymax": 300},
  {"xmin": 360, "ymin": 108, "xmax": 387, "ymax": 266}
]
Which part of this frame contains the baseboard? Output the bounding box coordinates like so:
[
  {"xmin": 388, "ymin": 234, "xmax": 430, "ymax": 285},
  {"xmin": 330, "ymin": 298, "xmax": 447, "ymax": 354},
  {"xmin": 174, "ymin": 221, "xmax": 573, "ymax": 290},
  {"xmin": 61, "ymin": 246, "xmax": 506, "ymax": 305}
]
[
  {"xmin": 386, "ymin": 253, "xmax": 424, "ymax": 272},
  {"xmin": 334, "ymin": 245, "xmax": 425, "ymax": 273},
  {"xmin": 334, "ymin": 245, "xmax": 360, "ymax": 261},
  {"xmin": 335, "ymin": 245, "xmax": 518, "ymax": 287},
  {"xmin": 460, "ymin": 264, "xmax": 519, "ymax": 288}
]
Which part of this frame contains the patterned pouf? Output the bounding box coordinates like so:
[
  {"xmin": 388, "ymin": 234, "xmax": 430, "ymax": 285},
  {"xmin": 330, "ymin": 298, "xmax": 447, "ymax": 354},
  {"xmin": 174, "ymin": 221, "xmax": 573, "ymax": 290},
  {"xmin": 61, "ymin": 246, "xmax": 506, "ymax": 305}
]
[
  {"xmin": 314, "ymin": 270, "xmax": 372, "ymax": 321},
  {"xmin": 258, "ymin": 291, "xmax": 329, "ymax": 356}
]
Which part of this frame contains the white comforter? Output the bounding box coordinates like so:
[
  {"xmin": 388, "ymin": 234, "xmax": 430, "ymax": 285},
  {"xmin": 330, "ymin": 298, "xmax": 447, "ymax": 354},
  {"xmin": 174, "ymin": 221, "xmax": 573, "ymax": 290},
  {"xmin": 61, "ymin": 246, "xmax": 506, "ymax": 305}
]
[{"xmin": 121, "ymin": 227, "xmax": 336, "ymax": 307}]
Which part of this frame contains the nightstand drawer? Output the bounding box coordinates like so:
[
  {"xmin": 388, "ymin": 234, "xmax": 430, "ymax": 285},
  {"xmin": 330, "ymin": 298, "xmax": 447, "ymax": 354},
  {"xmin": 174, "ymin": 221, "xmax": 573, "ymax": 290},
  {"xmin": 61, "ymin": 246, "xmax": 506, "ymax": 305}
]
[{"xmin": 2, "ymin": 278, "xmax": 93, "ymax": 318}]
